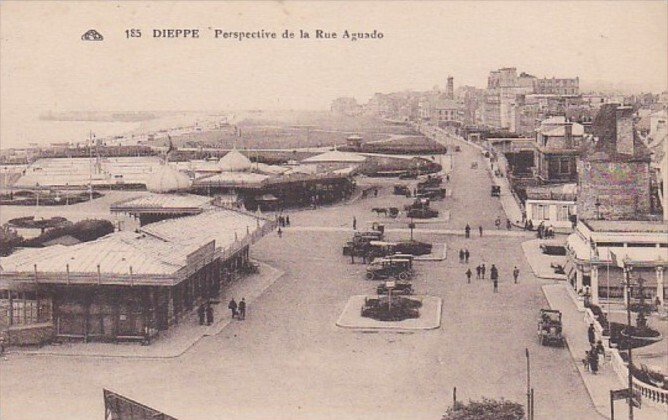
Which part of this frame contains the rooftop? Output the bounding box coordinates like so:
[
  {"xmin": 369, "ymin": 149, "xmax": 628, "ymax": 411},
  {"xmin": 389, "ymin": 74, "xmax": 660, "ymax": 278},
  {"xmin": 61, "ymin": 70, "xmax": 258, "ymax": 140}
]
[
  {"xmin": 302, "ymin": 150, "xmax": 367, "ymax": 163},
  {"xmin": 583, "ymin": 219, "xmax": 668, "ymax": 234}
]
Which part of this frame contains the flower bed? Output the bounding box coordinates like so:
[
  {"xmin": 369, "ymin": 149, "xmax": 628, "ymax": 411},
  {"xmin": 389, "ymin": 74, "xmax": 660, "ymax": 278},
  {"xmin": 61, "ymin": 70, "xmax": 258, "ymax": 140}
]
[
  {"xmin": 361, "ymin": 296, "xmax": 422, "ymax": 322},
  {"xmin": 609, "ymin": 322, "xmax": 662, "ymax": 350}
]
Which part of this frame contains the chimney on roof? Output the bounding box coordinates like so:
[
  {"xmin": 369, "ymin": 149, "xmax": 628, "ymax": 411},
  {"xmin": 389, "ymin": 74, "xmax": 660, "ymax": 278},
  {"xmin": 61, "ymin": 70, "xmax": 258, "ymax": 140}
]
[
  {"xmin": 564, "ymin": 121, "xmax": 573, "ymax": 148},
  {"xmin": 446, "ymin": 76, "xmax": 454, "ymax": 100},
  {"xmin": 615, "ymin": 106, "xmax": 635, "ymax": 155}
]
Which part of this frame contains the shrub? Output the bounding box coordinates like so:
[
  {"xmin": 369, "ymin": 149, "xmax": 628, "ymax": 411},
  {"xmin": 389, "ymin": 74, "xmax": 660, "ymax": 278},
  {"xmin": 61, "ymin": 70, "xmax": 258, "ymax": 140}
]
[
  {"xmin": 0, "ymin": 225, "xmax": 24, "ymax": 256},
  {"xmin": 442, "ymin": 398, "xmax": 524, "ymax": 420},
  {"xmin": 20, "ymin": 219, "xmax": 115, "ymax": 247}
]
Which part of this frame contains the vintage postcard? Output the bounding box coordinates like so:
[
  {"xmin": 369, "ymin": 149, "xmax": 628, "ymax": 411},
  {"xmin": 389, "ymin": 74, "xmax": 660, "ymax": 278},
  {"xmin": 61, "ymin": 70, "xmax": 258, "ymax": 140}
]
[{"xmin": 0, "ymin": 1, "xmax": 667, "ymax": 419}]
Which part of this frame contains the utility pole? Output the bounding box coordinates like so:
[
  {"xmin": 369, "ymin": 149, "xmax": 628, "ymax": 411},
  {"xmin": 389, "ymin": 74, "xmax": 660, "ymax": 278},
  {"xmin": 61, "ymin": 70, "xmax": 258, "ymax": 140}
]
[
  {"xmin": 623, "ymin": 263, "xmax": 634, "ymax": 420},
  {"xmin": 525, "ymin": 348, "xmax": 531, "ymax": 420},
  {"xmin": 88, "ymin": 130, "xmax": 94, "ymax": 202}
]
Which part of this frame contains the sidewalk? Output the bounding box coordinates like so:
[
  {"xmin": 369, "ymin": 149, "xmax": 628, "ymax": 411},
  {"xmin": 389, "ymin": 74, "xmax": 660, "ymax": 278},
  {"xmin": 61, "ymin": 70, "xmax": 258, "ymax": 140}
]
[
  {"xmin": 542, "ymin": 283, "xmax": 666, "ymax": 420},
  {"xmin": 521, "ymin": 238, "xmax": 567, "ymax": 280},
  {"xmin": 288, "ymin": 225, "xmax": 533, "ymax": 237},
  {"xmin": 23, "ymin": 261, "xmax": 284, "ymax": 359}
]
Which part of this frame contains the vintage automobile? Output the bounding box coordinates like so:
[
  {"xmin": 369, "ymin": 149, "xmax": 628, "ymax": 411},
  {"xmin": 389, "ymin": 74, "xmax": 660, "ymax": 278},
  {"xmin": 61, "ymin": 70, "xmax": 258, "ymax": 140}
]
[
  {"xmin": 491, "ymin": 185, "xmax": 501, "ymax": 197},
  {"xmin": 404, "ymin": 198, "xmax": 431, "ymax": 211},
  {"xmin": 364, "ymin": 240, "xmax": 432, "ymax": 260},
  {"xmin": 376, "ymin": 280, "xmax": 413, "ymax": 295},
  {"xmin": 416, "ymin": 187, "xmax": 446, "ymax": 200},
  {"xmin": 342, "ymin": 230, "xmax": 384, "ymax": 256},
  {"xmin": 365, "ymin": 256, "xmax": 414, "ymax": 280},
  {"xmin": 399, "ymin": 171, "xmax": 418, "ymax": 180},
  {"xmin": 393, "ymin": 184, "xmax": 411, "ymax": 196},
  {"xmin": 417, "ymin": 175, "xmax": 442, "ymax": 188},
  {"xmin": 538, "ymin": 309, "xmax": 565, "ymax": 346},
  {"xmin": 407, "ymin": 207, "xmax": 439, "ymax": 219}
]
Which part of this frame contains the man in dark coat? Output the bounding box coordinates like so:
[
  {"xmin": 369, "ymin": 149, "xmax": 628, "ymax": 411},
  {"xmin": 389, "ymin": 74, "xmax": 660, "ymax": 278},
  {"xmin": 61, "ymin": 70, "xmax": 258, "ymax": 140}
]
[
  {"xmin": 205, "ymin": 304, "xmax": 214, "ymax": 326},
  {"xmin": 459, "ymin": 249, "xmax": 465, "ymax": 263},
  {"xmin": 588, "ymin": 323, "xmax": 596, "ymax": 345},
  {"xmin": 481, "ymin": 263, "xmax": 486, "ymax": 280},
  {"xmin": 238, "ymin": 298, "xmax": 246, "ymax": 320},
  {"xmin": 513, "ymin": 266, "xmax": 520, "ymax": 284},
  {"xmin": 491, "ymin": 264, "xmax": 499, "ymax": 292},
  {"xmin": 465, "ymin": 224, "xmax": 471, "ymax": 238},
  {"xmin": 228, "ymin": 298, "xmax": 238, "ymax": 319},
  {"xmin": 197, "ymin": 303, "xmax": 206, "ymax": 325},
  {"xmin": 465, "ymin": 268, "xmax": 472, "ymax": 284},
  {"xmin": 476, "ymin": 265, "xmax": 482, "ymax": 280},
  {"xmin": 464, "ymin": 249, "xmax": 470, "ymax": 263},
  {"xmin": 479, "ymin": 226, "xmax": 483, "ymax": 237}
]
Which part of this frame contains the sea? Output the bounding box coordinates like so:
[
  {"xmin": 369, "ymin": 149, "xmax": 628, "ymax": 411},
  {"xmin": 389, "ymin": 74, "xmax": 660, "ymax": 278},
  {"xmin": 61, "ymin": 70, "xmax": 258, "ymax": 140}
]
[{"xmin": 0, "ymin": 110, "xmax": 222, "ymax": 150}]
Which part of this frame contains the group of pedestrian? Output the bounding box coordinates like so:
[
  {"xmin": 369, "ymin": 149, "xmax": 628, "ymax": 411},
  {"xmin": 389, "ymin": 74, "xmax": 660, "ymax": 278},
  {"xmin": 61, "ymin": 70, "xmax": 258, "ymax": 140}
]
[
  {"xmin": 197, "ymin": 302, "xmax": 215, "ymax": 326},
  {"xmin": 227, "ymin": 298, "xmax": 247, "ymax": 320},
  {"xmin": 458, "ymin": 249, "xmax": 470, "ymax": 264},
  {"xmin": 277, "ymin": 214, "xmax": 290, "ymax": 228},
  {"xmin": 464, "ymin": 223, "xmax": 485, "ymax": 238},
  {"xmin": 466, "ymin": 264, "xmax": 520, "ymax": 292},
  {"xmin": 583, "ymin": 323, "xmax": 606, "ymax": 374},
  {"xmin": 536, "ymin": 222, "xmax": 555, "ymax": 239}
]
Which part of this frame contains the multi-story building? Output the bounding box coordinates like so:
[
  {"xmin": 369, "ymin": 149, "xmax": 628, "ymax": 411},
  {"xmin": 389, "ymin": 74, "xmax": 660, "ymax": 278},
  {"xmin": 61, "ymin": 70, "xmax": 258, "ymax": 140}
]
[
  {"xmin": 566, "ymin": 103, "xmax": 667, "ymax": 307},
  {"xmin": 533, "ymin": 116, "xmax": 585, "ymax": 184},
  {"xmin": 533, "ymin": 77, "xmax": 579, "ymax": 95}
]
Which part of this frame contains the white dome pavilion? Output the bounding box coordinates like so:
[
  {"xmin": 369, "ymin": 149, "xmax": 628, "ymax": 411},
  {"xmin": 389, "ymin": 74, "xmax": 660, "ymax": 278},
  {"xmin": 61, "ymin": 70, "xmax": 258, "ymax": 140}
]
[
  {"xmin": 218, "ymin": 149, "xmax": 252, "ymax": 172},
  {"xmin": 145, "ymin": 164, "xmax": 192, "ymax": 193}
]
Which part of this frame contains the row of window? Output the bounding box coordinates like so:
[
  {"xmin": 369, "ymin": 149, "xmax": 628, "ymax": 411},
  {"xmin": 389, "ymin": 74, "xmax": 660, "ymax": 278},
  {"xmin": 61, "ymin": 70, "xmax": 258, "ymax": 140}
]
[
  {"xmin": 0, "ymin": 292, "xmax": 52, "ymax": 326},
  {"xmin": 530, "ymin": 204, "xmax": 575, "ymax": 221}
]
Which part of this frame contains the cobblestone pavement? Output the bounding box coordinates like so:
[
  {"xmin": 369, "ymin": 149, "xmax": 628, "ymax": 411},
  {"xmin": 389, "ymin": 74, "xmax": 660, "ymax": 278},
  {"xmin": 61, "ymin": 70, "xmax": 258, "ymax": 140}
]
[{"xmin": 0, "ymin": 144, "xmax": 600, "ymax": 419}]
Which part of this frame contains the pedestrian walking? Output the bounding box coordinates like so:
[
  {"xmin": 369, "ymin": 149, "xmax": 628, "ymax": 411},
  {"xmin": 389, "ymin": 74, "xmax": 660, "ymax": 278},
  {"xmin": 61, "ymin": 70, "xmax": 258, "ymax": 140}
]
[
  {"xmin": 285, "ymin": 215, "xmax": 290, "ymax": 227},
  {"xmin": 205, "ymin": 304, "xmax": 214, "ymax": 326},
  {"xmin": 464, "ymin": 249, "xmax": 470, "ymax": 263},
  {"xmin": 491, "ymin": 264, "xmax": 499, "ymax": 292},
  {"xmin": 459, "ymin": 249, "xmax": 464, "ymax": 263},
  {"xmin": 493, "ymin": 278, "xmax": 498, "ymax": 292},
  {"xmin": 353, "ymin": 217, "xmax": 357, "ymax": 231},
  {"xmin": 583, "ymin": 351, "xmax": 591, "ymax": 371},
  {"xmin": 197, "ymin": 303, "xmax": 206, "ymax": 325},
  {"xmin": 277, "ymin": 227, "xmax": 283, "ymax": 238},
  {"xmin": 481, "ymin": 263, "xmax": 486, "ymax": 280},
  {"xmin": 513, "ymin": 266, "xmax": 520, "ymax": 284},
  {"xmin": 587, "ymin": 323, "xmax": 596, "ymax": 345},
  {"xmin": 228, "ymin": 298, "xmax": 238, "ymax": 319},
  {"xmin": 589, "ymin": 349, "xmax": 599, "ymax": 374},
  {"xmin": 506, "ymin": 219, "xmax": 512, "ymax": 230},
  {"xmin": 495, "ymin": 217, "xmax": 501, "ymax": 229},
  {"xmin": 238, "ymin": 298, "xmax": 246, "ymax": 320},
  {"xmin": 476, "ymin": 265, "xmax": 481, "ymax": 280},
  {"xmin": 479, "ymin": 225, "xmax": 483, "ymax": 237},
  {"xmin": 465, "ymin": 268, "xmax": 472, "ymax": 284},
  {"xmin": 465, "ymin": 224, "xmax": 471, "ymax": 238}
]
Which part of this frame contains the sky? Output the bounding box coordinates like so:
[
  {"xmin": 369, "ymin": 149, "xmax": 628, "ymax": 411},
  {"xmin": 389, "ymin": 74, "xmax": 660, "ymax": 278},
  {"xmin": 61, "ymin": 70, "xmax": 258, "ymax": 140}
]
[{"xmin": 1, "ymin": 1, "xmax": 666, "ymax": 115}]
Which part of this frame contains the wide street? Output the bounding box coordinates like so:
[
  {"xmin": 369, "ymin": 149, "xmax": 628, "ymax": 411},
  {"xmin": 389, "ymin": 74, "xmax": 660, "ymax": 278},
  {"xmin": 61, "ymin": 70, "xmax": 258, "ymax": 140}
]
[{"xmin": 0, "ymin": 139, "xmax": 599, "ymax": 419}]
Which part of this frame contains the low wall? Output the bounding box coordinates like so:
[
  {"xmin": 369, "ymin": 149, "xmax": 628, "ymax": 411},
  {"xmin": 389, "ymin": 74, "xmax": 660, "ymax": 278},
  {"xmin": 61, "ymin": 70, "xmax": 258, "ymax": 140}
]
[
  {"xmin": 610, "ymin": 350, "xmax": 668, "ymax": 410},
  {"xmin": 8, "ymin": 323, "xmax": 55, "ymax": 346}
]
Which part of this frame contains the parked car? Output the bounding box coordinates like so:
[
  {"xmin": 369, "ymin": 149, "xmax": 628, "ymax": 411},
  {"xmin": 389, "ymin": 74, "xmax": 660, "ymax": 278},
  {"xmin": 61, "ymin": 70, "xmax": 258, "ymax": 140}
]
[
  {"xmin": 365, "ymin": 257, "xmax": 414, "ymax": 280},
  {"xmin": 407, "ymin": 207, "xmax": 439, "ymax": 219},
  {"xmin": 417, "ymin": 187, "xmax": 446, "ymax": 200},
  {"xmin": 393, "ymin": 184, "xmax": 410, "ymax": 196},
  {"xmin": 377, "ymin": 280, "xmax": 413, "ymax": 295},
  {"xmin": 404, "ymin": 198, "xmax": 430, "ymax": 211},
  {"xmin": 538, "ymin": 309, "xmax": 565, "ymax": 346}
]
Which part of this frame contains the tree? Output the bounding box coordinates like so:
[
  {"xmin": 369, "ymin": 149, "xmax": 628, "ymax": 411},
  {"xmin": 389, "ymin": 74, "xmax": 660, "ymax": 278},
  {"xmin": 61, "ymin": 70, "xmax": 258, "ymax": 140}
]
[
  {"xmin": 0, "ymin": 225, "xmax": 24, "ymax": 256},
  {"xmin": 442, "ymin": 398, "xmax": 524, "ymax": 420}
]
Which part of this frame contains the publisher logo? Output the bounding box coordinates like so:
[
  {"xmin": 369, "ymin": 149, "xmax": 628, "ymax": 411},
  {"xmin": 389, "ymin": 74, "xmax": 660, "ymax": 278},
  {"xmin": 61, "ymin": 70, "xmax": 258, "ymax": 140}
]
[{"xmin": 81, "ymin": 29, "xmax": 104, "ymax": 41}]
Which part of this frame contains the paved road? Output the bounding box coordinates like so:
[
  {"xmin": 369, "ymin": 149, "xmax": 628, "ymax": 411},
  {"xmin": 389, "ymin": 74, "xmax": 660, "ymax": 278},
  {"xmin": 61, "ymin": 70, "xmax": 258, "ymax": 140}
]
[{"xmin": 0, "ymin": 138, "xmax": 598, "ymax": 419}]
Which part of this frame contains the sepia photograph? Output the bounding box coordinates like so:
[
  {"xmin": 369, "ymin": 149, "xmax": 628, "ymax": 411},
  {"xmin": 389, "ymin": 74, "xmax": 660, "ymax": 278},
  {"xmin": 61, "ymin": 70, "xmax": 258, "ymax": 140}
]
[{"xmin": 0, "ymin": 1, "xmax": 667, "ymax": 419}]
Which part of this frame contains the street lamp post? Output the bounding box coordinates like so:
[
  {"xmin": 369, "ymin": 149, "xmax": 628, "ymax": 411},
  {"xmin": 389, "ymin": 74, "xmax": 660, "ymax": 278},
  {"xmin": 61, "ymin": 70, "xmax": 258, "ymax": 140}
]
[
  {"xmin": 408, "ymin": 219, "xmax": 415, "ymax": 242},
  {"xmin": 623, "ymin": 264, "xmax": 635, "ymax": 420},
  {"xmin": 525, "ymin": 348, "xmax": 531, "ymax": 420}
]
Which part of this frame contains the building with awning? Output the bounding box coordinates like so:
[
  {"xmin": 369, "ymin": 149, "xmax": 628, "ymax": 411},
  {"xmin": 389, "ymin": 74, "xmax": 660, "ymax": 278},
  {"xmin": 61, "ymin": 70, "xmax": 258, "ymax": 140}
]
[
  {"xmin": 566, "ymin": 219, "xmax": 668, "ymax": 305},
  {"xmin": 110, "ymin": 193, "xmax": 214, "ymax": 226},
  {"xmin": 0, "ymin": 208, "xmax": 276, "ymax": 345}
]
